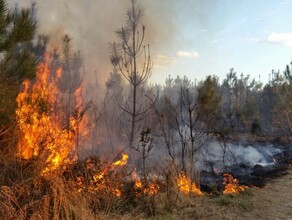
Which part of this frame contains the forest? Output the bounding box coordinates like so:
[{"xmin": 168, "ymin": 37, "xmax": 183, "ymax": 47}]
[{"xmin": 1, "ymin": 0, "xmax": 292, "ymax": 219}]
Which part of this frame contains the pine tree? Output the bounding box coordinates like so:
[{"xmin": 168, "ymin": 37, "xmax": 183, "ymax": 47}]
[
  {"xmin": 110, "ymin": 0, "xmax": 152, "ymax": 148},
  {"xmin": 0, "ymin": 0, "xmax": 38, "ymax": 127}
]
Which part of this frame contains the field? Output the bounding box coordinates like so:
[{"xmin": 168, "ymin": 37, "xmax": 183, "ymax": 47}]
[{"xmin": 106, "ymin": 167, "xmax": 292, "ymax": 220}]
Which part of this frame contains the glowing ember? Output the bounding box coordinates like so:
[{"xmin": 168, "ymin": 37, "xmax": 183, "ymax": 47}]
[
  {"xmin": 115, "ymin": 189, "xmax": 122, "ymax": 197},
  {"xmin": 16, "ymin": 61, "xmax": 79, "ymax": 175},
  {"xmin": 223, "ymin": 173, "xmax": 247, "ymax": 195},
  {"xmin": 177, "ymin": 172, "xmax": 203, "ymax": 196}
]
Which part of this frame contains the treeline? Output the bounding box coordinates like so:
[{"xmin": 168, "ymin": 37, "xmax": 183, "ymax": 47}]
[
  {"xmin": 1, "ymin": 0, "xmax": 292, "ymax": 156},
  {"xmin": 151, "ymin": 68, "xmax": 289, "ymax": 140},
  {"xmin": 99, "ymin": 66, "xmax": 292, "ymax": 173}
]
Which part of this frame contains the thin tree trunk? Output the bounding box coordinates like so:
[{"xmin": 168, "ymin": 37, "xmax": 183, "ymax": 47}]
[{"xmin": 129, "ymin": 12, "xmax": 137, "ymax": 148}]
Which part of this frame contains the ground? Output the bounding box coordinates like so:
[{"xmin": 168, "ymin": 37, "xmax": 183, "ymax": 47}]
[
  {"xmin": 176, "ymin": 167, "xmax": 292, "ymax": 220},
  {"xmin": 100, "ymin": 166, "xmax": 292, "ymax": 220}
]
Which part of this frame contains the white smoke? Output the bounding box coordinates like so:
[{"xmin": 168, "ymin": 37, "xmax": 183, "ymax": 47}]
[{"xmin": 196, "ymin": 142, "xmax": 282, "ymax": 172}]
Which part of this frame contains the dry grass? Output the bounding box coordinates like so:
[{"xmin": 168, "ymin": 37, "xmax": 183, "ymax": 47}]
[
  {"xmin": 0, "ymin": 148, "xmax": 202, "ymax": 219},
  {"xmin": 1, "ymin": 123, "xmax": 292, "ymax": 219},
  {"xmin": 1, "ymin": 156, "xmax": 292, "ymax": 219},
  {"xmin": 0, "ymin": 127, "xmax": 94, "ymax": 220}
]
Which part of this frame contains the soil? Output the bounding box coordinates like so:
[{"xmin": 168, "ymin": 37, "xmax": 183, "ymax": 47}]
[
  {"xmin": 181, "ymin": 166, "xmax": 292, "ymax": 220},
  {"xmin": 100, "ymin": 166, "xmax": 292, "ymax": 220},
  {"xmin": 97, "ymin": 167, "xmax": 292, "ymax": 220}
]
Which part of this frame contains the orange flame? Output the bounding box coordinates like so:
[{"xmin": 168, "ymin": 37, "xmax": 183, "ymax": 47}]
[
  {"xmin": 93, "ymin": 154, "xmax": 129, "ymax": 181},
  {"xmin": 75, "ymin": 154, "xmax": 129, "ymax": 196},
  {"xmin": 132, "ymin": 168, "xmax": 142, "ymax": 189},
  {"xmin": 223, "ymin": 173, "xmax": 247, "ymax": 194},
  {"xmin": 16, "ymin": 61, "xmax": 79, "ymax": 175},
  {"xmin": 74, "ymin": 86, "xmax": 83, "ymax": 107},
  {"xmin": 177, "ymin": 172, "xmax": 203, "ymax": 196},
  {"xmin": 112, "ymin": 154, "xmax": 128, "ymax": 167},
  {"xmin": 131, "ymin": 169, "xmax": 159, "ymax": 196}
]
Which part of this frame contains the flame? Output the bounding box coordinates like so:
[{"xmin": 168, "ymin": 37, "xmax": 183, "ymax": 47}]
[
  {"xmin": 71, "ymin": 84, "xmax": 91, "ymax": 143},
  {"xmin": 75, "ymin": 154, "xmax": 129, "ymax": 196},
  {"xmin": 223, "ymin": 173, "xmax": 247, "ymax": 194},
  {"xmin": 74, "ymin": 86, "xmax": 83, "ymax": 107},
  {"xmin": 93, "ymin": 154, "xmax": 129, "ymax": 181},
  {"xmin": 147, "ymin": 182, "xmax": 159, "ymax": 195},
  {"xmin": 115, "ymin": 189, "xmax": 122, "ymax": 197},
  {"xmin": 16, "ymin": 61, "xmax": 80, "ymax": 175},
  {"xmin": 112, "ymin": 153, "xmax": 129, "ymax": 167},
  {"xmin": 177, "ymin": 172, "xmax": 203, "ymax": 196},
  {"xmin": 132, "ymin": 168, "xmax": 142, "ymax": 189},
  {"xmin": 131, "ymin": 169, "xmax": 159, "ymax": 196}
]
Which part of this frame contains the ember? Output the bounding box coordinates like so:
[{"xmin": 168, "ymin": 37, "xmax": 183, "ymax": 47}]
[
  {"xmin": 177, "ymin": 172, "xmax": 203, "ymax": 196},
  {"xmin": 223, "ymin": 173, "xmax": 247, "ymax": 195}
]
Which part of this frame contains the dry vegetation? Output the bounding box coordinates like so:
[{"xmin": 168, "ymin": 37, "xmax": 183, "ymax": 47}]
[
  {"xmin": 100, "ymin": 167, "xmax": 292, "ymax": 220},
  {"xmin": 2, "ymin": 1, "xmax": 292, "ymax": 219},
  {"xmin": 1, "ymin": 137, "xmax": 291, "ymax": 220}
]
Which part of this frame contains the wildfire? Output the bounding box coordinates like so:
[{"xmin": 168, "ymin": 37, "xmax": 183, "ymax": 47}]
[
  {"xmin": 223, "ymin": 173, "xmax": 247, "ymax": 195},
  {"xmin": 131, "ymin": 169, "xmax": 159, "ymax": 196},
  {"xmin": 16, "ymin": 61, "xmax": 80, "ymax": 175},
  {"xmin": 93, "ymin": 154, "xmax": 129, "ymax": 181},
  {"xmin": 112, "ymin": 154, "xmax": 129, "ymax": 167},
  {"xmin": 75, "ymin": 154, "xmax": 129, "ymax": 196},
  {"xmin": 177, "ymin": 172, "xmax": 203, "ymax": 196}
]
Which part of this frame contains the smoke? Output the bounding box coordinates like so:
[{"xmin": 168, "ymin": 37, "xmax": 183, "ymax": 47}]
[
  {"xmin": 197, "ymin": 142, "xmax": 282, "ymax": 172},
  {"xmin": 7, "ymin": 0, "xmax": 185, "ymax": 86}
]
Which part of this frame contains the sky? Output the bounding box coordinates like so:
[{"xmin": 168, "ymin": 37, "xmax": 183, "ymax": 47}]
[{"xmin": 7, "ymin": 0, "xmax": 292, "ymax": 86}]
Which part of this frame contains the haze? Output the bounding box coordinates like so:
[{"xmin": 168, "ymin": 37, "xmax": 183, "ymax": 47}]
[{"xmin": 7, "ymin": 0, "xmax": 292, "ymax": 85}]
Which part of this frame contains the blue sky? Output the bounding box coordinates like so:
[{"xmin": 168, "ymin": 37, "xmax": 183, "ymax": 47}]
[
  {"xmin": 150, "ymin": 0, "xmax": 292, "ymax": 84},
  {"xmin": 7, "ymin": 0, "xmax": 292, "ymax": 85}
]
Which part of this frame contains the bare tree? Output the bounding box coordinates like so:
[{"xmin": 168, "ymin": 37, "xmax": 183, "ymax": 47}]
[
  {"xmin": 178, "ymin": 87, "xmax": 206, "ymax": 173},
  {"xmin": 100, "ymin": 70, "xmax": 125, "ymax": 152},
  {"xmin": 154, "ymin": 78, "xmax": 206, "ymax": 181},
  {"xmin": 110, "ymin": 0, "xmax": 152, "ymax": 148}
]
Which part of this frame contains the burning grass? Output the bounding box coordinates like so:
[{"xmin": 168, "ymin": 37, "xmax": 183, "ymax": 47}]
[
  {"xmin": 131, "ymin": 168, "xmax": 159, "ymax": 196},
  {"xmin": 0, "ymin": 59, "xmax": 255, "ymax": 219},
  {"xmin": 223, "ymin": 173, "xmax": 248, "ymax": 195},
  {"xmin": 177, "ymin": 172, "xmax": 203, "ymax": 196}
]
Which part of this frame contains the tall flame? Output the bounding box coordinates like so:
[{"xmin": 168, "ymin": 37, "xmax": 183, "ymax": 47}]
[
  {"xmin": 177, "ymin": 172, "xmax": 203, "ymax": 196},
  {"xmin": 16, "ymin": 61, "xmax": 78, "ymax": 175}
]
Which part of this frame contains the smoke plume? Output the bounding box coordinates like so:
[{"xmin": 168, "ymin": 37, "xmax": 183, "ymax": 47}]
[{"xmin": 7, "ymin": 0, "xmax": 184, "ymax": 86}]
